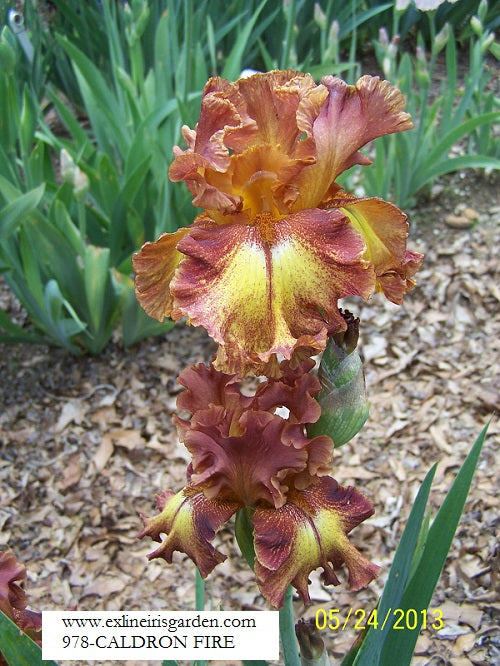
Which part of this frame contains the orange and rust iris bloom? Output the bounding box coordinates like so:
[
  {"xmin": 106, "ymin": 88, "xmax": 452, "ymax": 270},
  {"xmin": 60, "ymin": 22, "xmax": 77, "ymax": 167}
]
[
  {"xmin": 139, "ymin": 360, "xmax": 379, "ymax": 608},
  {"xmin": 0, "ymin": 550, "xmax": 42, "ymax": 658},
  {"xmin": 134, "ymin": 70, "xmax": 423, "ymax": 376}
]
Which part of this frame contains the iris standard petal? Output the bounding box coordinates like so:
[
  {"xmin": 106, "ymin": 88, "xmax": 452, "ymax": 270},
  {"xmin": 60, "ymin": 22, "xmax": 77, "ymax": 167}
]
[
  {"xmin": 293, "ymin": 75, "xmax": 414, "ymax": 209},
  {"xmin": 237, "ymin": 70, "xmax": 316, "ymax": 154},
  {"xmin": 181, "ymin": 411, "xmax": 312, "ymax": 508},
  {"xmin": 173, "ymin": 362, "xmax": 334, "ymax": 508}
]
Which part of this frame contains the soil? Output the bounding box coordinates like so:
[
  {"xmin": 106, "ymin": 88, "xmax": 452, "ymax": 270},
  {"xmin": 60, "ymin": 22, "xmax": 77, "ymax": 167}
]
[{"xmin": 0, "ymin": 169, "xmax": 499, "ymax": 666}]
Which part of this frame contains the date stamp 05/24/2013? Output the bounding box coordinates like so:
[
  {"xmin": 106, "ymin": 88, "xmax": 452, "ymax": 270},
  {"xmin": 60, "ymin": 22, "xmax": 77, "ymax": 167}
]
[{"xmin": 315, "ymin": 608, "xmax": 444, "ymax": 633}]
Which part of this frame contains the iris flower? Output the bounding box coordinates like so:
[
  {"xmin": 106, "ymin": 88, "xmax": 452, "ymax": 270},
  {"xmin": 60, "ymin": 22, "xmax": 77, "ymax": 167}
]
[
  {"xmin": 0, "ymin": 550, "xmax": 42, "ymax": 659},
  {"xmin": 139, "ymin": 359, "xmax": 379, "ymax": 607},
  {"xmin": 134, "ymin": 70, "xmax": 423, "ymax": 376}
]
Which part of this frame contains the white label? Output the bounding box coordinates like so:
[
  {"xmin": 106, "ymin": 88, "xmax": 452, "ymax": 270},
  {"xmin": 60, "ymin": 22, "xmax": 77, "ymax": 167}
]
[{"xmin": 42, "ymin": 610, "xmax": 279, "ymax": 661}]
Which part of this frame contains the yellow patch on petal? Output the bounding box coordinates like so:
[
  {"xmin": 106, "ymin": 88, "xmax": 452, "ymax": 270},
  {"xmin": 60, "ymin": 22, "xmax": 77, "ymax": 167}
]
[
  {"xmin": 253, "ymin": 477, "xmax": 380, "ymax": 608},
  {"xmin": 213, "ymin": 344, "xmax": 283, "ymax": 378},
  {"xmin": 230, "ymin": 144, "xmax": 298, "ymax": 218},
  {"xmin": 171, "ymin": 210, "xmax": 374, "ymax": 372},
  {"xmin": 139, "ymin": 487, "xmax": 238, "ymax": 578}
]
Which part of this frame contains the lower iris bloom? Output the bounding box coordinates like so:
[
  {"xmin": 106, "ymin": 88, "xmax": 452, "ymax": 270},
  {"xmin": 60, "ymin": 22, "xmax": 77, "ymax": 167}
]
[
  {"xmin": 134, "ymin": 70, "xmax": 423, "ymax": 376},
  {"xmin": 0, "ymin": 550, "xmax": 42, "ymax": 656},
  {"xmin": 139, "ymin": 360, "xmax": 379, "ymax": 608}
]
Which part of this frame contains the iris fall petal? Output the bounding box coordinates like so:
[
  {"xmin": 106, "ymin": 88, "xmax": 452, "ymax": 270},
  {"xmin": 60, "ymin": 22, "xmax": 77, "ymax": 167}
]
[
  {"xmin": 253, "ymin": 477, "xmax": 380, "ymax": 607},
  {"xmin": 170, "ymin": 209, "xmax": 373, "ymax": 370},
  {"xmin": 133, "ymin": 228, "xmax": 190, "ymax": 321},
  {"xmin": 329, "ymin": 193, "xmax": 424, "ymax": 303},
  {"xmin": 139, "ymin": 487, "xmax": 239, "ymax": 578}
]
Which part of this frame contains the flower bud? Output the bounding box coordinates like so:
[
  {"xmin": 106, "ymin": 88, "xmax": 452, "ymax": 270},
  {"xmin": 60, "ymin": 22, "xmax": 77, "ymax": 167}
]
[
  {"xmin": 382, "ymin": 56, "xmax": 392, "ymax": 80},
  {"xmin": 480, "ymin": 32, "xmax": 495, "ymax": 55},
  {"xmin": 73, "ymin": 169, "xmax": 89, "ymax": 202},
  {"xmin": 295, "ymin": 618, "xmax": 329, "ymax": 665},
  {"xmin": 389, "ymin": 42, "xmax": 398, "ymax": 60},
  {"xmin": 60, "ymin": 149, "xmax": 76, "ymax": 185},
  {"xmin": 382, "ymin": 39, "xmax": 398, "ymax": 79},
  {"xmin": 240, "ymin": 68, "xmax": 260, "ymax": 78},
  {"xmin": 328, "ymin": 19, "xmax": 339, "ymax": 44},
  {"xmin": 307, "ymin": 311, "xmax": 369, "ymax": 447},
  {"xmin": 60, "ymin": 149, "xmax": 89, "ymax": 201},
  {"xmin": 433, "ymin": 22, "xmax": 450, "ymax": 54},
  {"xmin": 378, "ymin": 27, "xmax": 389, "ymax": 46},
  {"xmin": 415, "ymin": 67, "xmax": 430, "ymax": 88},
  {"xmin": 125, "ymin": 0, "xmax": 150, "ymax": 45},
  {"xmin": 485, "ymin": 36, "xmax": 498, "ymax": 58},
  {"xmin": 323, "ymin": 19, "xmax": 339, "ymax": 61},
  {"xmin": 331, "ymin": 309, "xmax": 359, "ymax": 354},
  {"xmin": 415, "ymin": 47, "xmax": 430, "ymax": 87},
  {"xmin": 314, "ymin": 2, "xmax": 327, "ymax": 31},
  {"xmin": 470, "ymin": 15, "xmax": 483, "ymax": 37},
  {"xmin": 415, "ymin": 45, "xmax": 426, "ymax": 64}
]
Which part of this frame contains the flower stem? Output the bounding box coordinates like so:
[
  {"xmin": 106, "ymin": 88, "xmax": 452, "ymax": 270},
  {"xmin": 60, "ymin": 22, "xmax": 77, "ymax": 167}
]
[
  {"xmin": 195, "ymin": 567, "xmax": 205, "ymax": 611},
  {"xmin": 235, "ymin": 507, "xmax": 256, "ymax": 568},
  {"xmin": 281, "ymin": 0, "xmax": 297, "ymax": 69},
  {"xmin": 279, "ymin": 586, "xmax": 300, "ymax": 666},
  {"xmin": 77, "ymin": 202, "xmax": 86, "ymax": 242}
]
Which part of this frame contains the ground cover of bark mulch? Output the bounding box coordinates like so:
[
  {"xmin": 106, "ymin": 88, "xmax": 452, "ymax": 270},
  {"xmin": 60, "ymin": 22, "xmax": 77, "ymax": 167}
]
[{"xmin": 0, "ymin": 171, "xmax": 499, "ymax": 666}]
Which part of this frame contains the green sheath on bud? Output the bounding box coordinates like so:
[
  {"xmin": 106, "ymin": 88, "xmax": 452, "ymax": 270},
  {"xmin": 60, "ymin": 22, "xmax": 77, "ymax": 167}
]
[
  {"xmin": 308, "ymin": 312, "xmax": 369, "ymax": 447},
  {"xmin": 470, "ymin": 15, "xmax": 483, "ymax": 38},
  {"xmin": 433, "ymin": 23, "xmax": 450, "ymax": 55},
  {"xmin": 313, "ymin": 3, "xmax": 327, "ymax": 31}
]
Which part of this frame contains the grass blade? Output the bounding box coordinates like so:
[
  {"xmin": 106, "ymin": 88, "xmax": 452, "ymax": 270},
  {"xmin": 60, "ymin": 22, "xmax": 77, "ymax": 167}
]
[
  {"xmin": 0, "ymin": 308, "xmax": 43, "ymax": 343},
  {"xmin": 413, "ymin": 155, "xmax": 500, "ymax": 192},
  {"xmin": 415, "ymin": 111, "xmax": 500, "ymax": 178},
  {"xmin": 0, "ymin": 610, "xmax": 56, "ymax": 666},
  {"xmin": 350, "ymin": 464, "xmax": 437, "ymax": 665},
  {"xmin": 0, "ymin": 184, "xmax": 45, "ymax": 241},
  {"xmin": 379, "ymin": 421, "xmax": 490, "ymax": 664},
  {"xmin": 222, "ymin": 0, "xmax": 268, "ymax": 81}
]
